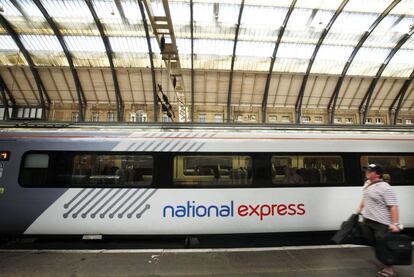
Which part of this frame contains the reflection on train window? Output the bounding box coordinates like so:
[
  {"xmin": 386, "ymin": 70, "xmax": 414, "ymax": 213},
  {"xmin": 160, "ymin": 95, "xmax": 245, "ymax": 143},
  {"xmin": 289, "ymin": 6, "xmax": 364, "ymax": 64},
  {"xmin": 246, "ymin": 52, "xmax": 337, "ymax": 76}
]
[
  {"xmin": 271, "ymin": 156, "xmax": 344, "ymax": 185},
  {"xmin": 23, "ymin": 153, "xmax": 49, "ymax": 168},
  {"xmin": 20, "ymin": 152, "xmax": 153, "ymax": 187},
  {"xmin": 361, "ymin": 155, "xmax": 414, "ymax": 185},
  {"xmin": 173, "ymin": 156, "xmax": 252, "ymax": 186}
]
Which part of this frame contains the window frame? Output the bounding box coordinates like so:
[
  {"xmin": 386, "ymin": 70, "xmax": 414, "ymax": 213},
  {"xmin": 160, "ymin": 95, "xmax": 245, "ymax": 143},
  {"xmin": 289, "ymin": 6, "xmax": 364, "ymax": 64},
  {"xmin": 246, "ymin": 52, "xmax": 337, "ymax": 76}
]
[
  {"xmin": 19, "ymin": 151, "xmax": 413, "ymax": 189},
  {"xmin": 18, "ymin": 151, "xmax": 155, "ymax": 188},
  {"xmin": 270, "ymin": 154, "xmax": 348, "ymax": 187},
  {"xmin": 171, "ymin": 152, "xmax": 255, "ymax": 188}
]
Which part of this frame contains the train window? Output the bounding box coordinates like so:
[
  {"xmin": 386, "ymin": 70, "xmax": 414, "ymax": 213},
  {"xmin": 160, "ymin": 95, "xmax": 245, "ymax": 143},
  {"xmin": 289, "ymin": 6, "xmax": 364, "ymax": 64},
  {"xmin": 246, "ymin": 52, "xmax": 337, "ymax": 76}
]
[
  {"xmin": 360, "ymin": 155, "xmax": 414, "ymax": 185},
  {"xmin": 173, "ymin": 155, "xmax": 252, "ymax": 186},
  {"xmin": 24, "ymin": 153, "xmax": 49, "ymax": 168},
  {"xmin": 271, "ymin": 156, "xmax": 345, "ymax": 185},
  {"xmin": 19, "ymin": 152, "xmax": 153, "ymax": 187}
]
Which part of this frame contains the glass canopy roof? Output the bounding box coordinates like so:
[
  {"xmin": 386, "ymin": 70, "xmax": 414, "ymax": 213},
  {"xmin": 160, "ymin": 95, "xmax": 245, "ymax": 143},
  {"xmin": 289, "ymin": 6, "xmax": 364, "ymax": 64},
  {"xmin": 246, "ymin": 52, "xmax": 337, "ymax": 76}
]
[{"xmin": 0, "ymin": 0, "xmax": 413, "ymax": 77}]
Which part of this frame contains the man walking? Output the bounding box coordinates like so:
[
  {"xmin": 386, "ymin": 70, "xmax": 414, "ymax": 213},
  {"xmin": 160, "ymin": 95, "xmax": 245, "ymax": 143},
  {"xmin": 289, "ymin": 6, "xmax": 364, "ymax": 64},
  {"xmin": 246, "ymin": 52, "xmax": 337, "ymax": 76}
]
[{"xmin": 357, "ymin": 164, "xmax": 402, "ymax": 277}]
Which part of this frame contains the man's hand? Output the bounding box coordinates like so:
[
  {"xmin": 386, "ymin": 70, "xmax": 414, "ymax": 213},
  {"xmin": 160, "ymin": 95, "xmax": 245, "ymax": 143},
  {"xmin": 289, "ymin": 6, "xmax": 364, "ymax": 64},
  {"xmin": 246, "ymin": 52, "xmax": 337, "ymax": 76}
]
[{"xmin": 389, "ymin": 224, "xmax": 400, "ymax": 233}]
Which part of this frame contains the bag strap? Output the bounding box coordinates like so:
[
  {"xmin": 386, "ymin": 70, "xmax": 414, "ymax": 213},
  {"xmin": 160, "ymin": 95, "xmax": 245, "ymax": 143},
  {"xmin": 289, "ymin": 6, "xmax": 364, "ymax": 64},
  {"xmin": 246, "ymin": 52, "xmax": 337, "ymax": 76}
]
[{"xmin": 363, "ymin": 179, "xmax": 383, "ymax": 190}]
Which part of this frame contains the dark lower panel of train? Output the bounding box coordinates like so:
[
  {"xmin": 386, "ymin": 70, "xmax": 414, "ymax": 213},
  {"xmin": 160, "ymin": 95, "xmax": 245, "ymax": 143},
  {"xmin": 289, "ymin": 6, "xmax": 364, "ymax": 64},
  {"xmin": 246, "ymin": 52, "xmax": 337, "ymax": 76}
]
[{"xmin": 1, "ymin": 229, "xmax": 413, "ymax": 250}]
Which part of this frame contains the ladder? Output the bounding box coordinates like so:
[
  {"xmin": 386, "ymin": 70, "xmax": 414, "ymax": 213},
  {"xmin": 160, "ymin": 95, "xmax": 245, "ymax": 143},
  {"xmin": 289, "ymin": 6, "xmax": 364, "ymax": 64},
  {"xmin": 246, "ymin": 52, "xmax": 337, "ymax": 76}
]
[{"xmin": 143, "ymin": 0, "xmax": 188, "ymax": 122}]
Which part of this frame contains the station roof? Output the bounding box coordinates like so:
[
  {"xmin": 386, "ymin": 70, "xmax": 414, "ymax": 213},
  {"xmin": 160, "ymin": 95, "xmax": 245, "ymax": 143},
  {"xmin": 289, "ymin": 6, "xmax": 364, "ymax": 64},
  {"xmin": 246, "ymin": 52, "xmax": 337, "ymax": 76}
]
[{"xmin": 0, "ymin": 0, "xmax": 413, "ymax": 118}]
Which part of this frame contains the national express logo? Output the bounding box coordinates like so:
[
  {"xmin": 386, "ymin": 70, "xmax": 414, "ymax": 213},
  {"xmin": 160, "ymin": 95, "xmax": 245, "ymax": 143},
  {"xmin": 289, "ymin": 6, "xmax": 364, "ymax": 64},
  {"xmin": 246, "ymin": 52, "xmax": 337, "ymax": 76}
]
[{"xmin": 162, "ymin": 201, "xmax": 305, "ymax": 220}]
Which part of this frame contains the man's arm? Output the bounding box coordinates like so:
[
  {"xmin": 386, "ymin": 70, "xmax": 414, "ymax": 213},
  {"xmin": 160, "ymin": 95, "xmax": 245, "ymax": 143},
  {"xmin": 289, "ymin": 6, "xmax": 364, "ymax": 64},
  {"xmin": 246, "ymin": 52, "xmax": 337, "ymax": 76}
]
[
  {"xmin": 389, "ymin": 205, "xmax": 400, "ymax": 232},
  {"xmin": 356, "ymin": 199, "xmax": 364, "ymax": 213}
]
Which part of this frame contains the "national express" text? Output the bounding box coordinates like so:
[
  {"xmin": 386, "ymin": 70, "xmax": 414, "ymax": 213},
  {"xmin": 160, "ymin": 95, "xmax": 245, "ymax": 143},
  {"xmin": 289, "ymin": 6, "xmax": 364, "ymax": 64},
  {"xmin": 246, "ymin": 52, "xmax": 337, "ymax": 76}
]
[{"xmin": 162, "ymin": 201, "xmax": 305, "ymax": 220}]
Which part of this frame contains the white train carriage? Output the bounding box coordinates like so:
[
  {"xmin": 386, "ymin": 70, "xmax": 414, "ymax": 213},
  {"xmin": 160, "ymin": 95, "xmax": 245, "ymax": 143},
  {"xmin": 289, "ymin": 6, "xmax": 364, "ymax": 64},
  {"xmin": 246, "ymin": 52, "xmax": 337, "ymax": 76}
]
[{"xmin": 0, "ymin": 124, "xmax": 413, "ymax": 236}]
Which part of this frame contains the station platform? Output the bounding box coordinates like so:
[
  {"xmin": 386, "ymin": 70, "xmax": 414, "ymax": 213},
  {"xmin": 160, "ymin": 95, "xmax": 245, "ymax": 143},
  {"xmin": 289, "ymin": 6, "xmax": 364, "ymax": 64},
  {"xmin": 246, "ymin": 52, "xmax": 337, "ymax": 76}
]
[{"xmin": 1, "ymin": 245, "xmax": 413, "ymax": 277}]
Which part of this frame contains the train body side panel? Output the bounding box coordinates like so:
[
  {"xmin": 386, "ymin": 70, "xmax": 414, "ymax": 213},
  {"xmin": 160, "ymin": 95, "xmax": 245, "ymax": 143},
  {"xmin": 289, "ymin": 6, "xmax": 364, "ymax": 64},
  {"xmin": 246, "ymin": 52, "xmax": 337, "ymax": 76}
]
[
  {"xmin": 22, "ymin": 186, "xmax": 414, "ymax": 235},
  {"xmin": 1, "ymin": 130, "xmax": 413, "ymax": 235}
]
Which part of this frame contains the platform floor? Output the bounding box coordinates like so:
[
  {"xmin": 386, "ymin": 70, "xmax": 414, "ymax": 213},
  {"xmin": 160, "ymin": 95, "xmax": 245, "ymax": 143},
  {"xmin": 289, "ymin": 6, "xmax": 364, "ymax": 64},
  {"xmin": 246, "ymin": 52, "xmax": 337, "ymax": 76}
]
[{"xmin": 0, "ymin": 246, "xmax": 414, "ymax": 277}]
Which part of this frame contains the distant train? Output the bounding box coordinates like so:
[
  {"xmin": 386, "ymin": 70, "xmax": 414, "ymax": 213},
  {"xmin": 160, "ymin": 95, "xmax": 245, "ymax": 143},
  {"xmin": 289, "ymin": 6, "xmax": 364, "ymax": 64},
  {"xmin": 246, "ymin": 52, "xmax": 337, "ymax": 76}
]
[{"xmin": 0, "ymin": 124, "xmax": 413, "ymax": 236}]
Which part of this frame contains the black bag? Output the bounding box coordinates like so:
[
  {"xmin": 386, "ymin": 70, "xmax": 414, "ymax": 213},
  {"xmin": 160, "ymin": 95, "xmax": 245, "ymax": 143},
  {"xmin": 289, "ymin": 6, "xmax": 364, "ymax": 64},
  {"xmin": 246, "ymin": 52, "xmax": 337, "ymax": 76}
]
[
  {"xmin": 375, "ymin": 233, "xmax": 412, "ymax": 265},
  {"xmin": 332, "ymin": 214, "xmax": 369, "ymax": 245},
  {"xmin": 332, "ymin": 214, "xmax": 359, "ymax": 243},
  {"xmin": 345, "ymin": 221, "xmax": 371, "ymax": 245}
]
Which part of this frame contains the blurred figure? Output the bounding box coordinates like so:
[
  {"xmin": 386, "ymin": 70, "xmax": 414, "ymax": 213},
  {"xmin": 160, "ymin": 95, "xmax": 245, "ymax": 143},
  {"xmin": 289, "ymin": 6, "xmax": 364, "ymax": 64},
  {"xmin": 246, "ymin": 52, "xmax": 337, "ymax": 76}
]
[
  {"xmin": 102, "ymin": 159, "xmax": 119, "ymax": 175},
  {"xmin": 282, "ymin": 167, "xmax": 304, "ymax": 185},
  {"xmin": 213, "ymin": 164, "xmax": 220, "ymax": 185}
]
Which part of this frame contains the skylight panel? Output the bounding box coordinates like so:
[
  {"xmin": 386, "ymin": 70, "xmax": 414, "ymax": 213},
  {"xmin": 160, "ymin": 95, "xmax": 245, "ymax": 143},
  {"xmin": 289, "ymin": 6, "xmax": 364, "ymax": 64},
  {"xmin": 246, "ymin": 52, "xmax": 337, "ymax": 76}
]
[
  {"xmin": 20, "ymin": 35, "xmax": 63, "ymax": 52},
  {"xmin": 64, "ymin": 36, "xmax": 106, "ymax": 52}
]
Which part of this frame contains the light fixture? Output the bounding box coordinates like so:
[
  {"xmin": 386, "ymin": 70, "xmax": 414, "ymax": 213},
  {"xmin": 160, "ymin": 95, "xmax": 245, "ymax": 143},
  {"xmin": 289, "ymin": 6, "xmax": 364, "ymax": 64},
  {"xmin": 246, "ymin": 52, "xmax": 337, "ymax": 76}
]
[{"xmin": 0, "ymin": 6, "xmax": 4, "ymax": 13}]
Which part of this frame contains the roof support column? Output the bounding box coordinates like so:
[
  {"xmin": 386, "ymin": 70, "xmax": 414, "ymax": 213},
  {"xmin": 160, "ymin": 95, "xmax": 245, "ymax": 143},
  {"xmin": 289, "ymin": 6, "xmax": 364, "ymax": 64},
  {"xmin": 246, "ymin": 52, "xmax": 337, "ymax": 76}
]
[
  {"xmin": 0, "ymin": 77, "xmax": 10, "ymax": 120},
  {"xmin": 389, "ymin": 69, "xmax": 414, "ymax": 125},
  {"xmin": 327, "ymin": 0, "xmax": 400, "ymax": 124},
  {"xmin": 34, "ymin": 0, "xmax": 86, "ymax": 121},
  {"xmin": 0, "ymin": 74, "xmax": 17, "ymax": 120},
  {"xmin": 359, "ymin": 29, "xmax": 413, "ymax": 124},
  {"xmin": 10, "ymin": 0, "xmax": 31, "ymax": 22},
  {"xmin": 0, "ymin": 14, "xmax": 50, "ymax": 120},
  {"xmin": 294, "ymin": 0, "xmax": 349, "ymax": 123},
  {"xmin": 190, "ymin": 0, "xmax": 195, "ymax": 122},
  {"xmin": 261, "ymin": 0, "xmax": 297, "ymax": 123},
  {"xmin": 226, "ymin": 0, "xmax": 245, "ymax": 123},
  {"xmin": 85, "ymin": 0, "xmax": 123, "ymax": 121},
  {"xmin": 137, "ymin": 0, "xmax": 158, "ymax": 122}
]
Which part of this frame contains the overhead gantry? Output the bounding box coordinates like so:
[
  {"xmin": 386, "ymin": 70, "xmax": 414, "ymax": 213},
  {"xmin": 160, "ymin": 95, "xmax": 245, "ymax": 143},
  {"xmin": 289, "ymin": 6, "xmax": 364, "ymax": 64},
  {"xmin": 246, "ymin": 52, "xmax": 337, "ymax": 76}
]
[{"xmin": 143, "ymin": 0, "xmax": 188, "ymax": 122}]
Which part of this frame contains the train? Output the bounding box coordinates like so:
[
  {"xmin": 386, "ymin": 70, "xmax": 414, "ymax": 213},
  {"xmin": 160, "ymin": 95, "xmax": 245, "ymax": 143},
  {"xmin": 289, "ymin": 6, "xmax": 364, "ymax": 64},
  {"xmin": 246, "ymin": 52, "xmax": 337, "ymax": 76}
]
[{"xmin": 0, "ymin": 123, "xmax": 413, "ymax": 237}]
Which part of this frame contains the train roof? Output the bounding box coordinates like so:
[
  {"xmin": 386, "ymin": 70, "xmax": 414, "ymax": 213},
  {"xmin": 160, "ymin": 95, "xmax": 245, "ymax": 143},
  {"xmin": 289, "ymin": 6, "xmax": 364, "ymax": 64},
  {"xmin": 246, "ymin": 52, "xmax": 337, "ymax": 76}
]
[
  {"xmin": 0, "ymin": 121, "xmax": 414, "ymax": 134},
  {"xmin": 1, "ymin": 122, "xmax": 414, "ymax": 153}
]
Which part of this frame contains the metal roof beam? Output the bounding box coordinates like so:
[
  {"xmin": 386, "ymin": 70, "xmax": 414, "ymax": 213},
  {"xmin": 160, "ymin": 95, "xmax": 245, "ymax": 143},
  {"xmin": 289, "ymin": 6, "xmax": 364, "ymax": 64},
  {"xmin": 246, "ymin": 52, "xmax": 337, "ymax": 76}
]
[
  {"xmin": 190, "ymin": 0, "xmax": 194, "ymax": 122},
  {"xmin": 0, "ymin": 76, "xmax": 11, "ymax": 120},
  {"xmin": 0, "ymin": 14, "xmax": 49, "ymax": 120},
  {"xmin": 294, "ymin": 0, "xmax": 349, "ymax": 123},
  {"xmin": 226, "ymin": 0, "xmax": 245, "ymax": 123},
  {"xmin": 389, "ymin": 69, "xmax": 414, "ymax": 125},
  {"xmin": 359, "ymin": 28, "xmax": 413, "ymax": 124},
  {"xmin": 114, "ymin": 0, "xmax": 129, "ymax": 25},
  {"xmin": 327, "ymin": 0, "xmax": 400, "ymax": 124},
  {"xmin": 10, "ymin": 0, "xmax": 31, "ymax": 22},
  {"xmin": 261, "ymin": 0, "xmax": 297, "ymax": 123},
  {"xmin": 0, "ymin": 73, "xmax": 16, "ymax": 107},
  {"xmin": 137, "ymin": 0, "xmax": 158, "ymax": 122},
  {"xmin": 33, "ymin": 0, "xmax": 86, "ymax": 121},
  {"xmin": 85, "ymin": 0, "xmax": 123, "ymax": 121}
]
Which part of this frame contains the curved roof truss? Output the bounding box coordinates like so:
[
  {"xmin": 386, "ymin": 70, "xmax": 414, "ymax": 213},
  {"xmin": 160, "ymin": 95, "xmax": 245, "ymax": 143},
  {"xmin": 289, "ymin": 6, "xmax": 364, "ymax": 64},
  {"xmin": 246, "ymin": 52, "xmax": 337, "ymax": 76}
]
[
  {"xmin": 85, "ymin": 0, "xmax": 123, "ymax": 121},
  {"xmin": 226, "ymin": 0, "xmax": 245, "ymax": 123},
  {"xmin": 261, "ymin": 0, "xmax": 297, "ymax": 123},
  {"xmin": 359, "ymin": 28, "xmax": 414, "ymax": 124},
  {"xmin": 389, "ymin": 69, "xmax": 414, "ymax": 125},
  {"xmin": 33, "ymin": 0, "xmax": 86, "ymax": 121},
  {"xmin": 0, "ymin": 13, "xmax": 50, "ymax": 120},
  {"xmin": 327, "ymin": 0, "xmax": 401, "ymax": 124},
  {"xmin": 294, "ymin": 0, "xmax": 349, "ymax": 123}
]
